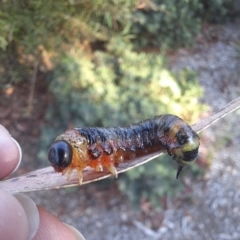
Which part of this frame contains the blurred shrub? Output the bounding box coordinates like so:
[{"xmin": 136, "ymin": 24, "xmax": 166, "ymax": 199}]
[
  {"xmin": 200, "ymin": 0, "xmax": 236, "ymax": 23},
  {"xmin": 131, "ymin": 0, "xmax": 235, "ymax": 49},
  {"xmin": 42, "ymin": 38, "xmax": 203, "ymax": 133},
  {"xmin": 0, "ymin": 0, "xmax": 237, "ymax": 86},
  {"xmin": 0, "ymin": 0, "xmax": 236, "ymax": 61},
  {"xmin": 0, "ymin": 0, "xmax": 135, "ymax": 87},
  {"xmin": 0, "ymin": 0, "xmax": 135, "ymax": 53},
  {"xmin": 39, "ymin": 38, "xmax": 205, "ymax": 206},
  {"xmin": 132, "ymin": 0, "xmax": 202, "ymax": 49}
]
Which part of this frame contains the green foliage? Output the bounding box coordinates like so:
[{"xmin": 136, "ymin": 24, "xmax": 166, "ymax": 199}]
[
  {"xmin": 0, "ymin": 0, "xmax": 135, "ymax": 53},
  {"xmin": 39, "ymin": 38, "xmax": 205, "ymax": 206},
  {"xmin": 0, "ymin": 0, "xmax": 237, "ymax": 87},
  {"xmin": 200, "ymin": 0, "xmax": 235, "ymax": 23},
  {"xmin": 118, "ymin": 153, "xmax": 204, "ymax": 207},
  {"xmin": 131, "ymin": 0, "xmax": 235, "ymax": 49},
  {"xmin": 118, "ymin": 155, "xmax": 181, "ymax": 207},
  {"xmin": 132, "ymin": 0, "xmax": 202, "ymax": 49},
  {"xmin": 0, "ymin": 0, "xmax": 235, "ymax": 56},
  {"xmin": 0, "ymin": 0, "xmax": 136, "ymax": 87},
  {"xmin": 42, "ymin": 38, "xmax": 203, "ymax": 130}
]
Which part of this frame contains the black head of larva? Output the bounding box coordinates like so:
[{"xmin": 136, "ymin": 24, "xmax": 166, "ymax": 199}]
[{"xmin": 48, "ymin": 140, "xmax": 73, "ymax": 172}]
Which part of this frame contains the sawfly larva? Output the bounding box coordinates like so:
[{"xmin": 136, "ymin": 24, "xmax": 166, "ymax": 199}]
[{"xmin": 48, "ymin": 114, "xmax": 200, "ymax": 184}]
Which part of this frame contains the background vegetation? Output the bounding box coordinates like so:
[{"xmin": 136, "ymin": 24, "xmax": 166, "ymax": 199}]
[{"xmin": 0, "ymin": 0, "xmax": 236, "ymax": 206}]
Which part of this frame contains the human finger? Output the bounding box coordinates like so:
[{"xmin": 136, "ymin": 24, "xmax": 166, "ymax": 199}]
[
  {"xmin": 0, "ymin": 189, "xmax": 28, "ymax": 240},
  {"xmin": 15, "ymin": 193, "xmax": 40, "ymax": 240},
  {"xmin": 0, "ymin": 125, "xmax": 22, "ymax": 179},
  {"xmin": 33, "ymin": 206, "xmax": 85, "ymax": 240}
]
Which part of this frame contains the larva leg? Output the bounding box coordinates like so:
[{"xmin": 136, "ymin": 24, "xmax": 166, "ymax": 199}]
[
  {"xmin": 88, "ymin": 160, "xmax": 104, "ymax": 172},
  {"xmin": 105, "ymin": 163, "xmax": 118, "ymax": 178},
  {"xmin": 95, "ymin": 164, "xmax": 103, "ymax": 172},
  {"xmin": 65, "ymin": 166, "xmax": 83, "ymax": 184},
  {"xmin": 106, "ymin": 164, "xmax": 118, "ymax": 178},
  {"xmin": 77, "ymin": 168, "xmax": 83, "ymax": 184},
  {"xmin": 176, "ymin": 164, "xmax": 185, "ymax": 179},
  {"xmin": 101, "ymin": 155, "xmax": 118, "ymax": 178},
  {"xmin": 62, "ymin": 168, "xmax": 68, "ymax": 175},
  {"xmin": 67, "ymin": 168, "xmax": 73, "ymax": 180}
]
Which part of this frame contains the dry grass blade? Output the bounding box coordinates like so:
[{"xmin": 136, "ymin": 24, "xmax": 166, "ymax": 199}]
[
  {"xmin": 192, "ymin": 96, "xmax": 240, "ymax": 133},
  {"xmin": 1, "ymin": 97, "xmax": 240, "ymax": 193}
]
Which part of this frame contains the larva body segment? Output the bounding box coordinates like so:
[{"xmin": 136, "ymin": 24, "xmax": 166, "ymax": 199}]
[{"xmin": 48, "ymin": 114, "xmax": 200, "ymax": 184}]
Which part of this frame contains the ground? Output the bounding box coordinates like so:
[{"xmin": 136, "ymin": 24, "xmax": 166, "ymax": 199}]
[{"xmin": 1, "ymin": 18, "xmax": 240, "ymax": 240}]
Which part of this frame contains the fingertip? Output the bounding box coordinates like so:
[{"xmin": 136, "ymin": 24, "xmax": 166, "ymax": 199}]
[
  {"xmin": 64, "ymin": 223, "xmax": 86, "ymax": 240},
  {"xmin": 0, "ymin": 125, "xmax": 11, "ymax": 137},
  {"xmin": 0, "ymin": 125, "xmax": 22, "ymax": 179},
  {"xmin": 0, "ymin": 189, "xmax": 28, "ymax": 240},
  {"xmin": 34, "ymin": 206, "xmax": 81, "ymax": 240},
  {"xmin": 15, "ymin": 194, "xmax": 39, "ymax": 240}
]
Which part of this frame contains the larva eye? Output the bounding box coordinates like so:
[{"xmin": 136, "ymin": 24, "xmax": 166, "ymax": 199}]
[{"xmin": 48, "ymin": 140, "xmax": 72, "ymax": 172}]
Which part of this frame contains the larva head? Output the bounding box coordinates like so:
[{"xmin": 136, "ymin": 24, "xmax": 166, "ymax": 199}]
[
  {"xmin": 48, "ymin": 140, "xmax": 73, "ymax": 172},
  {"xmin": 168, "ymin": 122, "xmax": 200, "ymax": 178}
]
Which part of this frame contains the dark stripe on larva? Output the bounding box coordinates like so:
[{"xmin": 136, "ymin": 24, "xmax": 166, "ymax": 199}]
[{"xmin": 74, "ymin": 114, "xmax": 180, "ymax": 152}]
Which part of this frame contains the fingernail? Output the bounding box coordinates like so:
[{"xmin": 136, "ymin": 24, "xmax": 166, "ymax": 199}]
[
  {"xmin": 64, "ymin": 223, "xmax": 86, "ymax": 240},
  {"xmin": 0, "ymin": 126, "xmax": 23, "ymax": 179},
  {"xmin": 14, "ymin": 194, "xmax": 40, "ymax": 240},
  {"xmin": 11, "ymin": 137, "xmax": 22, "ymax": 173}
]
